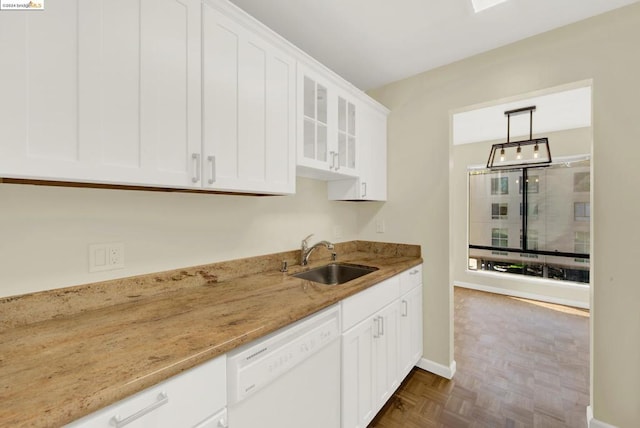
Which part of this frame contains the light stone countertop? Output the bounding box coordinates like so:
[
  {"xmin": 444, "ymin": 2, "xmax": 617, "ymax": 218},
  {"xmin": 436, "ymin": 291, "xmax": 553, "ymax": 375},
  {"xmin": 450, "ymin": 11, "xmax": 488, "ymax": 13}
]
[{"xmin": 0, "ymin": 241, "xmax": 421, "ymax": 427}]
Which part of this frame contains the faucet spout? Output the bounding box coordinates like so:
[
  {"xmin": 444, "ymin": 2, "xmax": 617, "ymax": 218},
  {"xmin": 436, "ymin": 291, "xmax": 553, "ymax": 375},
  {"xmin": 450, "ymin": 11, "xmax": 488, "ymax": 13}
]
[{"xmin": 301, "ymin": 235, "xmax": 335, "ymax": 266}]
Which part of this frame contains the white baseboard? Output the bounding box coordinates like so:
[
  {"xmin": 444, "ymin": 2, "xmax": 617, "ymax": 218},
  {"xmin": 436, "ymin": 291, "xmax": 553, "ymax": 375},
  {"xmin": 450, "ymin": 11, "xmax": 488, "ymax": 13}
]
[
  {"xmin": 587, "ymin": 406, "xmax": 619, "ymax": 428},
  {"xmin": 455, "ymin": 281, "xmax": 590, "ymax": 310},
  {"xmin": 416, "ymin": 358, "xmax": 456, "ymax": 379}
]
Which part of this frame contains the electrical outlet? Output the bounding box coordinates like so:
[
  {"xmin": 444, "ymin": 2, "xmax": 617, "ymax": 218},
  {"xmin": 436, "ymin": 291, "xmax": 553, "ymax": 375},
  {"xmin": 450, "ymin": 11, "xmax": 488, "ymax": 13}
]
[
  {"xmin": 89, "ymin": 243, "xmax": 125, "ymax": 272},
  {"xmin": 376, "ymin": 219, "xmax": 386, "ymax": 233},
  {"xmin": 333, "ymin": 225, "xmax": 343, "ymax": 239}
]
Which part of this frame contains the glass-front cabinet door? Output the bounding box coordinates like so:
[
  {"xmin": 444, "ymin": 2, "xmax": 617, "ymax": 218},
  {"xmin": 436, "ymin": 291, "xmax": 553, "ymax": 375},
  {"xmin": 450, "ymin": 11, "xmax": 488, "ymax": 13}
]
[
  {"xmin": 297, "ymin": 64, "xmax": 358, "ymax": 178},
  {"xmin": 303, "ymin": 76, "xmax": 328, "ymax": 164},
  {"xmin": 337, "ymin": 95, "xmax": 357, "ymax": 172}
]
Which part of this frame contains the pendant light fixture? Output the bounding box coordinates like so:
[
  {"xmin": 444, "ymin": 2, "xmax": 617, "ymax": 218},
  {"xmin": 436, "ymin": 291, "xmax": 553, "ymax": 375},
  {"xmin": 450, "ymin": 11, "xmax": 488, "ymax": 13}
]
[{"xmin": 486, "ymin": 106, "xmax": 552, "ymax": 170}]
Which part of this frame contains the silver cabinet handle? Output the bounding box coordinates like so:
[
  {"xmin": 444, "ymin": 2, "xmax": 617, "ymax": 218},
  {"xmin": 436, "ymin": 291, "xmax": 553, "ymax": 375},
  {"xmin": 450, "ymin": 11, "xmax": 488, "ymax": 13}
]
[
  {"xmin": 329, "ymin": 151, "xmax": 335, "ymax": 170},
  {"xmin": 334, "ymin": 152, "xmax": 340, "ymax": 171},
  {"xmin": 402, "ymin": 300, "xmax": 408, "ymax": 317},
  {"xmin": 207, "ymin": 155, "xmax": 216, "ymax": 184},
  {"xmin": 373, "ymin": 317, "xmax": 380, "ymax": 338},
  {"xmin": 191, "ymin": 153, "xmax": 201, "ymax": 183},
  {"xmin": 362, "ymin": 182, "xmax": 367, "ymax": 198},
  {"xmin": 409, "ymin": 269, "xmax": 420, "ymax": 275},
  {"xmin": 379, "ymin": 316, "xmax": 384, "ymax": 336},
  {"xmin": 110, "ymin": 392, "xmax": 168, "ymax": 428}
]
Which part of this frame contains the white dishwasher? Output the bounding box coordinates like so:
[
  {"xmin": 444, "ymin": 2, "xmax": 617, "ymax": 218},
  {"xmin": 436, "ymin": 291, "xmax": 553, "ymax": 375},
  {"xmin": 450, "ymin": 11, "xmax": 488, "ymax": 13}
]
[{"xmin": 227, "ymin": 305, "xmax": 341, "ymax": 428}]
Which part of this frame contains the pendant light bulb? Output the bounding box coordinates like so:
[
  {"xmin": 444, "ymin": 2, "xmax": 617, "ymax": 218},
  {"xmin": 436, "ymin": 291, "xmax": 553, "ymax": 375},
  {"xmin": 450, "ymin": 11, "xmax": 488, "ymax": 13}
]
[
  {"xmin": 516, "ymin": 145, "xmax": 522, "ymax": 160},
  {"xmin": 500, "ymin": 147, "xmax": 505, "ymax": 162},
  {"xmin": 533, "ymin": 143, "xmax": 539, "ymax": 159}
]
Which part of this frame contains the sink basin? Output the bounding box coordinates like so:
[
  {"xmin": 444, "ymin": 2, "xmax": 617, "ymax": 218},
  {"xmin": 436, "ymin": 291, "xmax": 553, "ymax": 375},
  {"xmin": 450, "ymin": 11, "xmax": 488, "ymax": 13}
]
[{"xmin": 292, "ymin": 263, "xmax": 378, "ymax": 285}]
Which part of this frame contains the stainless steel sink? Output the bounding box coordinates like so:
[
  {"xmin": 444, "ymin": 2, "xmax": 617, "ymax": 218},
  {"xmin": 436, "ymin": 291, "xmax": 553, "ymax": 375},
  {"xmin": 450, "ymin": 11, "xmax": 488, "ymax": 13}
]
[{"xmin": 291, "ymin": 263, "xmax": 378, "ymax": 285}]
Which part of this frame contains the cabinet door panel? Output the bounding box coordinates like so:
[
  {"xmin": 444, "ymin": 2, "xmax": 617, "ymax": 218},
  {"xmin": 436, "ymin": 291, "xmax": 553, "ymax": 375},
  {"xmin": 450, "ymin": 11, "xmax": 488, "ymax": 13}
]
[
  {"xmin": 265, "ymin": 53, "xmax": 295, "ymax": 191},
  {"xmin": 202, "ymin": 7, "xmax": 239, "ymax": 187},
  {"xmin": 399, "ymin": 285, "xmax": 424, "ymax": 379},
  {"xmin": 202, "ymin": 4, "xmax": 295, "ymax": 194},
  {"xmin": 139, "ymin": 0, "xmax": 200, "ymax": 185},
  {"xmin": 373, "ymin": 303, "xmax": 400, "ymax": 408},
  {"xmin": 342, "ymin": 319, "xmax": 375, "ymax": 428},
  {"xmin": 0, "ymin": 0, "xmax": 81, "ymax": 178},
  {"xmin": 82, "ymin": 0, "xmax": 200, "ymax": 186},
  {"xmin": 80, "ymin": 0, "xmax": 141, "ymax": 170},
  {"xmin": 238, "ymin": 39, "xmax": 267, "ymax": 183}
]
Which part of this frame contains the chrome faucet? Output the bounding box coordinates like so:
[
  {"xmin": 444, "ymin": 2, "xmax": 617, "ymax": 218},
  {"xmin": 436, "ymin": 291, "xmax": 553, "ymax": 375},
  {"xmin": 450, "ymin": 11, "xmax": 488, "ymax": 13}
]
[{"xmin": 301, "ymin": 234, "xmax": 335, "ymax": 266}]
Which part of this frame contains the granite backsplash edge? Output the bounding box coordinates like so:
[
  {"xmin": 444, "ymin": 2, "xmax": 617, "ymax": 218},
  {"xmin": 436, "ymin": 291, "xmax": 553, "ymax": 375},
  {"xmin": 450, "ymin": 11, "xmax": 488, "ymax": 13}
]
[{"xmin": 0, "ymin": 240, "xmax": 420, "ymax": 329}]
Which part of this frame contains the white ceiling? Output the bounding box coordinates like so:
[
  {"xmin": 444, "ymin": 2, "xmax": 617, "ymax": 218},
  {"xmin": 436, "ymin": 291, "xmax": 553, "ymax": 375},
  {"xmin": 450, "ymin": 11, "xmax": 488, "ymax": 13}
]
[{"xmin": 228, "ymin": 0, "xmax": 640, "ymax": 90}]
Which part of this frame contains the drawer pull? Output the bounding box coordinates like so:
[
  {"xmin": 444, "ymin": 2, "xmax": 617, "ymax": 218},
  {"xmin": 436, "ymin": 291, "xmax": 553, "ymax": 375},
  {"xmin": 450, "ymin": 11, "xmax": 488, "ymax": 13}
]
[
  {"xmin": 379, "ymin": 316, "xmax": 384, "ymax": 336},
  {"xmin": 110, "ymin": 392, "xmax": 169, "ymax": 428},
  {"xmin": 409, "ymin": 269, "xmax": 420, "ymax": 275},
  {"xmin": 402, "ymin": 300, "xmax": 408, "ymax": 317}
]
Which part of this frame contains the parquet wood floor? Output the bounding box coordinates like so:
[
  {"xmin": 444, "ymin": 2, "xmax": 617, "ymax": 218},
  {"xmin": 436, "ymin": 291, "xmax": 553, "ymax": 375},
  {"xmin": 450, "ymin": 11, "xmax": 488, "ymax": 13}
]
[{"xmin": 369, "ymin": 287, "xmax": 590, "ymax": 428}]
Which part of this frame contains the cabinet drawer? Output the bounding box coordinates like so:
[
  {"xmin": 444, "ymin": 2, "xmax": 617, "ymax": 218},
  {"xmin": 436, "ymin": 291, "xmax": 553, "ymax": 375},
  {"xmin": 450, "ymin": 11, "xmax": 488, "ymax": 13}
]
[
  {"xmin": 66, "ymin": 355, "xmax": 226, "ymax": 428},
  {"xmin": 342, "ymin": 277, "xmax": 399, "ymax": 332},
  {"xmin": 399, "ymin": 264, "xmax": 422, "ymax": 295}
]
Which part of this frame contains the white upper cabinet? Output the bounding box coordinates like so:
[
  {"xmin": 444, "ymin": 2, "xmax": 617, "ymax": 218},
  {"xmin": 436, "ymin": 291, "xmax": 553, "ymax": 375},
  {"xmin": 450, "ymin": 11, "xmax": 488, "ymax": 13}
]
[
  {"xmin": 297, "ymin": 65, "xmax": 359, "ymax": 180},
  {"xmin": 0, "ymin": 1, "xmax": 83, "ymax": 181},
  {"xmin": 81, "ymin": 0, "xmax": 202, "ymax": 188},
  {"xmin": 202, "ymin": 2, "xmax": 296, "ymax": 194},
  {"xmin": 0, "ymin": 0, "xmax": 380, "ymax": 197},
  {"xmin": 328, "ymin": 102, "xmax": 388, "ymax": 201},
  {"xmin": 0, "ymin": 0, "xmax": 202, "ymax": 187}
]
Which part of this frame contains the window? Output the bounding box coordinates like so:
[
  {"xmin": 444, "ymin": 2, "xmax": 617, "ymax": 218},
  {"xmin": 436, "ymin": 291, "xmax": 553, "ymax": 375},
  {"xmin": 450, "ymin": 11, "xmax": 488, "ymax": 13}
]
[
  {"xmin": 519, "ymin": 202, "xmax": 539, "ymax": 219},
  {"xmin": 469, "ymin": 159, "xmax": 591, "ymax": 284},
  {"xmin": 518, "ymin": 175, "xmax": 539, "ymax": 194},
  {"xmin": 491, "ymin": 228, "xmax": 509, "ymax": 248},
  {"xmin": 520, "ymin": 229, "xmax": 539, "ymax": 250},
  {"xmin": 492, "ymin": 203, "xmax": 508, "ymax": 219},
  {"xmin": 574, "ymin": 202, "xmax": 590, "ymax": 221},
  {"xmin": 575, "ymin": 231, "xmax": 590, "ymax": 254},
  {"xmin": 491, "ymin": 177, "xmax": 509, "ymax": 195},
  {"xmin": 574, "ymin": 172, "xmax": 590, "ymax": 192}
]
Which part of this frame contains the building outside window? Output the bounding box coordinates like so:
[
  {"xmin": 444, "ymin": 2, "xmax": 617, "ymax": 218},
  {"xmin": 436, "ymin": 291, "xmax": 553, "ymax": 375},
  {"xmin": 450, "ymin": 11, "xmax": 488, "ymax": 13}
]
[
  {"xmin": 491, "ymin": 176, "xmax": 509, "ymax": 195},
  {"xmin": 575, "ymin": 231, "xmax": 590, "ymax": 254},
  {"xmin": 492, "ymin": 203, "xmax": 508, "ymax": 219},
  {"xmin": 468, "ymin": 159, "xmax": 591, "ymax": 284},
  {"xmin": 520, "ymin": 229, "xmax": 539, "ymax": 250},
  {"xmin": 519, "ymin": 175, "xmax": 539, "ymax": 193},
  {"xmin": 574, "ymin": 202, "xmax": 590, "ymax": 221},
  {"xmin": 574, "ymin": 172, "xmax": 590, "ymax": 192},
  {"xmin": 491, "ymin": 228, "xmax": 509, "ymax": 248},
  {"xmin": 520, "ymin": 202, "xmax": 539, "ymax": 219}
]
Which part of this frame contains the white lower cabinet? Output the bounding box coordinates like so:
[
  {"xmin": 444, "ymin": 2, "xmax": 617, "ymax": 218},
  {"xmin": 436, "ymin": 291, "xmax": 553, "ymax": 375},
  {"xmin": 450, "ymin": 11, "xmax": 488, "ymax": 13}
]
[
  {"xmin": 399, "ymin": 285, "xmax": 423, "ymax": 380},
  {"xmin": 342, "ymin": 313, "xmax": 376, "ymax": 428},
  {"xmin": 341, "ymin": 266, "xmax": 423, "ymax": 428},
  {"xmin": 372, "ymin": 302, "xmax": 400, "ymax": 412},
  {"xmin": 65, "ymin": 355, "xmax": 226, "ymax": 428}
]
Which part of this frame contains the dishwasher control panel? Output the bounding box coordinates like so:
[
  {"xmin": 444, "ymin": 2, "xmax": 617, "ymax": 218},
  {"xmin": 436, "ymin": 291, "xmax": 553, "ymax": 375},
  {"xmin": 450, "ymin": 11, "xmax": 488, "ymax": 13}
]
[{"xmin": 227, "ymin": 305, "xmax": 340, "ymax": 404}]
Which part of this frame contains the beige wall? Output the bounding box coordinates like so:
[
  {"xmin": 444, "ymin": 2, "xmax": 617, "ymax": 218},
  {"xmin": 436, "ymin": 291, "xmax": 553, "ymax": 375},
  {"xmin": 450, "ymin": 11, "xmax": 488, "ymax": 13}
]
[
  {"xmin": 0, "ymin": 177, "xmax": 359, "ymax": 298},
  {"xmin": 366, "ymin": 3, "xmax": 640, "ymax": 426}
]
